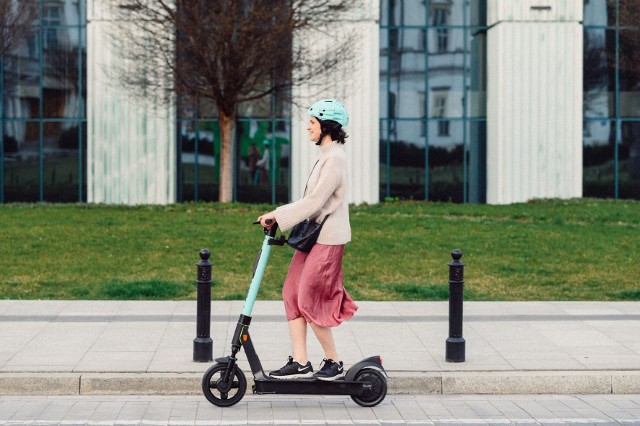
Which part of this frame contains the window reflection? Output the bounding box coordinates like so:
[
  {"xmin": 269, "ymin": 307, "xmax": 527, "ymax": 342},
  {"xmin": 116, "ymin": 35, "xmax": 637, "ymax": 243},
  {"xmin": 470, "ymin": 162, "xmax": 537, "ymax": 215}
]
[
  {"xmin": 584, "ymin": 0, "xmax": 640, "ymax": 200},
  {"xmin": 1, "ymin": 0, "xmax": 86, "ymax": 202},
  {"xmin": 583, "ymin": 120, "xmax": 615, "ymax": 198},
  {"xmin": 621, "ymin": 121, "xmax": 640, "ymax": 198},
  {"xmin": 177, "ymin": 87, "xmax": 291, "ymax": 202},
  {"xmin": 380, "ymin": 0, "xmax": 482, "ymax": 202},
  {"xmin": 618, "ymin": 30, "xmax": 640, "ymax": 118},
  {"xmin": 178, "ymin": 117, "xmax": 291, "ymax": 203},
  {"xmin": 583, "ymin": 29, "xmax": 612, "ymax": 118}
]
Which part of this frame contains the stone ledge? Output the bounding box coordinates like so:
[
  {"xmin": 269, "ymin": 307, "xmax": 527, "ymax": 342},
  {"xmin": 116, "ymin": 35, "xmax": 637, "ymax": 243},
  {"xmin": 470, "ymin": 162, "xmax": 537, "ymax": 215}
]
[
  {"xmin": 2, "ymin": 371, "xmax": 640, "ymax": 396},
  {"xmin": 0, "ymin": 373, "xmax": 80, "ymax": 395},
  {"xmin": 442, "ymin": 371, "xmax": 613, "ymax": 394},
  {"xmin": 80, "ymin": 373, "xmax": 201, "ymax": 395},
  {"xmin": 612, "ymin": 371, "xmax": 640, "ymax": 394}
]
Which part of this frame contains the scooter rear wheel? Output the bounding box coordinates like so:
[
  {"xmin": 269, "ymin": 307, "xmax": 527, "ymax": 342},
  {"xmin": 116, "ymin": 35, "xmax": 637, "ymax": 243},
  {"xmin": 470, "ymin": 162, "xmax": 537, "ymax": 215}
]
[
  {"xmin": 350, "ymin": 369, "xmax": 387, "ymax": 407},
  {"xmin": 202, "ymin": 362, "xmax": 247, "ymax": 407}
]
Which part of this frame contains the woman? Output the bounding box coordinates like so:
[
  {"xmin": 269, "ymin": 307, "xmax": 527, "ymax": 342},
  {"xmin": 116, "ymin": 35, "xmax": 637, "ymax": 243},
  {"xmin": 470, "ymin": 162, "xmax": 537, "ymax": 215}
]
[{"xmin": 257, "ymin": 99, "xmax": 357, "ymax": 381}]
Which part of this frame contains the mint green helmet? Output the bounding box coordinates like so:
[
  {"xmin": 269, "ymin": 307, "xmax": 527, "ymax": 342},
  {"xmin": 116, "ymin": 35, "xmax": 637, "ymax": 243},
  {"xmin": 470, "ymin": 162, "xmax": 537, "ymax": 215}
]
[{"xmin": 308, "ymin": 99, "xmax": 349, "ymax": 127}]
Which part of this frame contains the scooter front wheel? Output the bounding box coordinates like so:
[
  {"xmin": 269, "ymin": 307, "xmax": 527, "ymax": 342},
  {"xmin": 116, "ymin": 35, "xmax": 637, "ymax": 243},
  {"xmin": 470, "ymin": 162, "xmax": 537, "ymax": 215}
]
[
  {"xmin": 350, "ymin": 369, "xmax": 387, "ymax": 407},
  {"xmin": 202, "ymin": 362, "xmax": 247, "ymax": 407}
]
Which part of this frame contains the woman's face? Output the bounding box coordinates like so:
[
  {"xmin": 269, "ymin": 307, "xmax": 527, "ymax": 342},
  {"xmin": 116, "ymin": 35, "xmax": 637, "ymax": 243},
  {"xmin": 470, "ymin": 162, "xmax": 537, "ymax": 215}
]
[{"xmin": 307, "ymin": 116, "xmax": 321, "ymax": 143}]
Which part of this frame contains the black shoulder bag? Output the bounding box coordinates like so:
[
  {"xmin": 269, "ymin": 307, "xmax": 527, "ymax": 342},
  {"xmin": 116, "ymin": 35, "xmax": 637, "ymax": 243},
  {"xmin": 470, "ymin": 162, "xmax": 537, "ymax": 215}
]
[
  {"xmin": 286, "ymin": 214, "xmax": 330, "ymax": 253},
  {"xmin": 286, "ymin": 160, "xmax": 330, "ymax": 253}
]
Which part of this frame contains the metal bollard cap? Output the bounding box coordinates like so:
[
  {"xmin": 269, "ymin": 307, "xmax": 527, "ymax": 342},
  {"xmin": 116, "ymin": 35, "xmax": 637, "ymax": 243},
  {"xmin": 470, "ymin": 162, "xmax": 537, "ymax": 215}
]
[
  {"xmin": 450, "ymin": 249, "xmax": 462, "ymax": 261},
  {"xmin": 199, "ymin": 249, "xmax": 210, "ymax": 261}
]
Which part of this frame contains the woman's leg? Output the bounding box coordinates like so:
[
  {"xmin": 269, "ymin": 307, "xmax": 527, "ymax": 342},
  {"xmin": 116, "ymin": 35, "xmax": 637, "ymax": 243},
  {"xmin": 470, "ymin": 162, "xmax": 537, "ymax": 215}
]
[
  {"xmin": 310, "ymin": 322, "xmax": 338, "ymax": 361},
  {"xmin": 289, "ymin": 317, "xmax": 308, "ymax": 364}
]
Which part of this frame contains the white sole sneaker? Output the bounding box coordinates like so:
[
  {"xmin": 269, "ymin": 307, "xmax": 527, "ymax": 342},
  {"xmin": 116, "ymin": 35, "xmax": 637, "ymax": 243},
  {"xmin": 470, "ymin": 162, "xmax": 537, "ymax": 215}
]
[
  {"xmin": 313, "ymin": 373, "xmax": 344, "ymax": 381},
  {"xmin": 269, "ymin": 371, "xmax": 314, "ymax": 379}
]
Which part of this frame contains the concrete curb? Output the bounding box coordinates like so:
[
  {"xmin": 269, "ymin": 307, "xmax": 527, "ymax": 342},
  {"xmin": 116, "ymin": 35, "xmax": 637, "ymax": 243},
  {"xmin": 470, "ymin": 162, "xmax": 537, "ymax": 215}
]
[
  {"xmin": 0, "ymin": 373, "xmax": 80, "ymax": 396},
  {"xmin": 2, "ymin": 371, "xmax": 640, "ymax": 396}
]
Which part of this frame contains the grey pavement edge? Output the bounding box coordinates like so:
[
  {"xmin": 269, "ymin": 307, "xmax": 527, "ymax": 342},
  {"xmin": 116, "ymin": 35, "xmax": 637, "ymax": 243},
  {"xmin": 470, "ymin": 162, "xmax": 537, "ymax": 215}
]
[{"xmin": 1, "ymin": 300, "xmax": 640, "ymax": 396}]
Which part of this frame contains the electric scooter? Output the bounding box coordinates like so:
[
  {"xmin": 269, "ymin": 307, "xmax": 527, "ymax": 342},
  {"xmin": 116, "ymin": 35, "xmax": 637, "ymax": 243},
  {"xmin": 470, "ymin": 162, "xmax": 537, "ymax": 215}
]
[{"xmin": 201, "ymin": 221, "xmax": 388, "ymax": 407}]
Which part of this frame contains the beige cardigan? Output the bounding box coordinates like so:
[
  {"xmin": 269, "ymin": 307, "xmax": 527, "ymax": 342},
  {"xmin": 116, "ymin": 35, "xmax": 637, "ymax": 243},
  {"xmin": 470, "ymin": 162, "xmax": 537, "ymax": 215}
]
[{"xmin": 273, "ymin": 141, "xmax": 351, "ymax": 245}]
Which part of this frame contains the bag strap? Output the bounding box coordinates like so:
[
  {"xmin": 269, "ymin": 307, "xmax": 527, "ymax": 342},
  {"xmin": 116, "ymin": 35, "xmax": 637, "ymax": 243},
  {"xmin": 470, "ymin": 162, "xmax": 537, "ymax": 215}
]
[
  {"xmin": 304, "ymin": 161, "xmax": 331, "ymax": 224},
  {"xmin": 303, "ymin": 160, "xmax": 320, "ymax": 197}
]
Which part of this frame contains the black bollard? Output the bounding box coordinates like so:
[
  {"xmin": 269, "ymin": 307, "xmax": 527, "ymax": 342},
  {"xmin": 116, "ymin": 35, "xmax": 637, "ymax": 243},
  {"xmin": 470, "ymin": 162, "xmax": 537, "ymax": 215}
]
[
  {"xmin": 446, "ymin": 249, "xmax": 465, "ymax": 362},
  {"xmin": 193, "ymin": 249, "xmax": 213, "ymax": 362}
]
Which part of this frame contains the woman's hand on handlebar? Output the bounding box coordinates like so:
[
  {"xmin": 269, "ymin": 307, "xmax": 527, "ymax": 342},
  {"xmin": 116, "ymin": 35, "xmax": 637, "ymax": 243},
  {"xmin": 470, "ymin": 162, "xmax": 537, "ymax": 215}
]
[{"xmin": 257, "ymin": 212, "xmax": 276, "ymax": 229}]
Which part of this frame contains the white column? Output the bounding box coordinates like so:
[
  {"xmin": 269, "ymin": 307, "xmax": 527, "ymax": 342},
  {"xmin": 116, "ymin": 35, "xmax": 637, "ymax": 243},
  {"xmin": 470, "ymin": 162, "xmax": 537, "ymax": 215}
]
[
  {"xmin": 291, "ymin": 1, "xmax": 380, "ymax": 205},
  {"xmin": 87, "ymin": 2, "xmax": 176, "ymax": 205},
  {"xmin": 486, "ymin": 0, "xmax": 583, "ymax": 204}
]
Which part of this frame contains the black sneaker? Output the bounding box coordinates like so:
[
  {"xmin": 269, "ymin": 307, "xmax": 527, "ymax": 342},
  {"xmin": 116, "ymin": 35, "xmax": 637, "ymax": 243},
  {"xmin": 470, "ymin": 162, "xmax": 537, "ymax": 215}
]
[
  {"xmin": 313, "ymin": 358, "xmax": 344, "ymax": 381},
  {"xmin": 269, "ymin": 356, "xmax": 314, "ymax": 379}
]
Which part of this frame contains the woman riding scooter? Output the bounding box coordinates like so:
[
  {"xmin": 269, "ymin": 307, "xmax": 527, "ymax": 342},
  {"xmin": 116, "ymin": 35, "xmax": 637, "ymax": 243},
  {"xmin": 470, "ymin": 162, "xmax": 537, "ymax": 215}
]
[{"xmin": 258, "ymin": 98, "xmax": 358, "ymax": 381}]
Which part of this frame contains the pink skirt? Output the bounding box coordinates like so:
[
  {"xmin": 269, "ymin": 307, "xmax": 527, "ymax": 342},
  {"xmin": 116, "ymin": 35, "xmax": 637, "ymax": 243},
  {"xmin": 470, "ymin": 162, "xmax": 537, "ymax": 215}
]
[{"xmin": 282, "ymin": 244, "xmax": 358, "ymax": 327}]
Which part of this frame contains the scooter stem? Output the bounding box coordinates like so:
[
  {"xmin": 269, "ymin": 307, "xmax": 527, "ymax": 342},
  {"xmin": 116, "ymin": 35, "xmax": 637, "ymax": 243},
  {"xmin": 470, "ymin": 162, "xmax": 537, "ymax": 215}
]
[{"xmin": 241, "ymin": 233, "xmax": 273, "ymax": 317}]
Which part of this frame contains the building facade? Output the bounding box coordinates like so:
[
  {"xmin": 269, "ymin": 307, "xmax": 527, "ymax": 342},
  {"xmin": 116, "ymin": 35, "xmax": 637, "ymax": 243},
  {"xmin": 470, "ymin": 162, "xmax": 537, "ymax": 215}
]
[{"xmin": 1, "ymin": 0, "xmax": 638, "ymax": 205}]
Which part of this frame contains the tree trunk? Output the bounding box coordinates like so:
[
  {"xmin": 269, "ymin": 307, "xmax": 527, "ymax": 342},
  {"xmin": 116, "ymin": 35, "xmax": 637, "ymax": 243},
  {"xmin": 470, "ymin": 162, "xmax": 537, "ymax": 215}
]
[{"xmin": 218, "ymin": 111, "xmax": 235, "ymax": 202}]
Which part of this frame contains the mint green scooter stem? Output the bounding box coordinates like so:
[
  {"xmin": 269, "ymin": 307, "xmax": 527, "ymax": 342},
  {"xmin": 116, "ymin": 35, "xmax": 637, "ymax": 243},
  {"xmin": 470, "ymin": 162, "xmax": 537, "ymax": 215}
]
[
  {"xmin": 241, "ymin": 222, "xmax": 281, "ymax": 316},
  {"xmin": 241, "ymin": 233, "xmax": 273, "ymax": 316}
]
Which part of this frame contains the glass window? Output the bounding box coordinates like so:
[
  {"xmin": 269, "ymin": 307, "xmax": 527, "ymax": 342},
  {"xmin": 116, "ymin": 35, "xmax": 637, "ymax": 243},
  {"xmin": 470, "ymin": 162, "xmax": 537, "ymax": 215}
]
[
  {"xmin": 380, "ymin": 0, "xmax": 485, "ymax": 203},
  {"xmin": 3, "ymin": 121, "xmax": 40, "ymax": 202},
  {"xmin": 583, "ymin": 119, "xmax": 615, "ymax": 198},
  {"xmin": 431, "ymin": 6, "xmax": 448, "ymax": 53},
  {"xmin": 42, "ymin": 4, "xmax": 62, "ymax": 49},
  {"xmin": 2, "ymin": 1, "xmax": 86, "ymax": 203},
  {"xmin": 381, "ymin": 28, "xmax": 427, "ymax": 119},
  {"xmin": 431, "ymin": 90, "xmax": 449, "ymax": 136},
  {"xmin": 583, "ymin": 1, "xmax": 640, "ymax": 201},
  {"xmin": 618, "ymin": 0, "xmax": 640, "ymax": 27},
  {"xmin": 43, "ymin": 122, "xmax": 84, "ymax": 202},
  {"xmin": 583, "ymin": 29, "xmax": 613, "ymax": 118},
  {"xmin": 379, "ymin": 119, "xmax": 426, "ymax": 200},
  {"xmin": 381, "ymin": 0, "xmax": 427, "ymax": 27},
  {"xmin": 178, "ymin": 116, "xmax": 291, "ymax": 203},
  {"xmin": 619, "ymin": 30, "xmax": 640, "ymax": 118},
  {"xmin": 583, "ymin": 0, "xmax": 610, "ymax": 26},
  {"xmin": 428, "ymin": 120, "xmax": 465, "ymax": 203},
  {"xmin": 178, "ymin": 119, "xmax": 217, "ymax": 201},
  {"xmin": 468, "ymin": 0, "xmax": 486, "ymax": 28},
  {"xmin": 3, "ymin": 28, "xmax": 40, "ymax": 119},
  {"xmin": 42, "ymin": 32, "xmax": 85, "ymax": 119},
  {"xmin": 236, "ymin": 119, "xmax": 290, "ymax": 203},
  {"xmin": 428, "ymin": 28, "xmax": 466, "ymax": 119},
  {"xmin": 620, "ymin": 121, "xmax": 640, "ymax": 198}
]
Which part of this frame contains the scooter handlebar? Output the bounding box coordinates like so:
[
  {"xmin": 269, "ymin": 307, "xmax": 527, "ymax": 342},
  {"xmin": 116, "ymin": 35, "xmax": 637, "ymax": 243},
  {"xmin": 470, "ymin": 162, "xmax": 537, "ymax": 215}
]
[
  {"xmin": 252, "ymin": 219, "xmax": 274, "ymax": 226},
  {"xmin": 252, "ymin": 219, "xmax": 279, "ymax": 237}
]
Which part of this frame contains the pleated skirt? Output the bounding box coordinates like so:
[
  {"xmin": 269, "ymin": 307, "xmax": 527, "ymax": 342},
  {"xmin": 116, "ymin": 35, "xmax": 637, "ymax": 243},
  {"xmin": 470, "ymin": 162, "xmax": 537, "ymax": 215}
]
[{"xmin": 282, "ymin": 244, "xmax": 358, "ymax": 327}]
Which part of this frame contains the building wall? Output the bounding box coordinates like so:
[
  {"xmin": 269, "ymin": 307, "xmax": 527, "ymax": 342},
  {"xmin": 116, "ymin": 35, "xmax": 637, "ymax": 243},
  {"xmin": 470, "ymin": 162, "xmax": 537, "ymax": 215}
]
[
  {"xmin": 86, "ymin": 2, "xmax": 175, "ymax": 205},
  {"xmin": 486, "ymin": 0, "xmax": 583, "ymax": 204}
]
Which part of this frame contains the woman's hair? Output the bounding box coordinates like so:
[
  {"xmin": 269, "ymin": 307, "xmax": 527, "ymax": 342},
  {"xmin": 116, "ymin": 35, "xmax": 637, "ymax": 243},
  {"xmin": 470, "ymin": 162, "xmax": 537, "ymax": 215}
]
[{"xmin": 319, "ymin": 119, "xmax": 348, "ymax": 144}]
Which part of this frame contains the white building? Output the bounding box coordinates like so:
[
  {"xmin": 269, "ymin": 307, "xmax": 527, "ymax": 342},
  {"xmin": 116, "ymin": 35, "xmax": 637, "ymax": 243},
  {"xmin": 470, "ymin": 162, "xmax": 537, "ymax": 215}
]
[{"xmin": 2, "ymin": 0, "xmax": 638, "ymax": 204}]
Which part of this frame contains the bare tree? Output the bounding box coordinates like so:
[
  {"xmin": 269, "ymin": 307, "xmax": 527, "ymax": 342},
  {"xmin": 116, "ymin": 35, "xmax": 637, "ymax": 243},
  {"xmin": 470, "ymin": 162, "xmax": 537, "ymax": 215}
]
[
  {"xmin": 110, "ymin": 0, "xmax": 359, "ymax": 202},
  {"xmin": 0, "ymin": 0, "xmax": 37, "ymax": 57}
]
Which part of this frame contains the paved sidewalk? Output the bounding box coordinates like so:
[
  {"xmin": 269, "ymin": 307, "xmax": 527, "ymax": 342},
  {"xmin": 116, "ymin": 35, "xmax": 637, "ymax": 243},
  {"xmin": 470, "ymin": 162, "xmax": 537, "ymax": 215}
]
[
  {"xmin": 3, "ymin": 394, "xmax": 640, "ymax": 425},
  {"xmin": 1, "ymin": 300, "xmax": 640, "ymax": 396}
]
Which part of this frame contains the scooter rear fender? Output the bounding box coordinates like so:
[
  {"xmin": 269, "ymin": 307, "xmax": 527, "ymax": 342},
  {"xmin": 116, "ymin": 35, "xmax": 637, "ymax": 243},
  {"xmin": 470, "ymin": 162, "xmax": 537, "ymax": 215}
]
[{"xmin": 344, "ymin": 355, "xmax": 387, "ymax": 381}]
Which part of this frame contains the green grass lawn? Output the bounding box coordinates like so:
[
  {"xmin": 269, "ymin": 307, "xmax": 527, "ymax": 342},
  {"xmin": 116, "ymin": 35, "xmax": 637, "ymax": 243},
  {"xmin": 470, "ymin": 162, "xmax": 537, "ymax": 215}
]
[{"xmin": 0, "ymin": 199, "xmax": 638, "ymax": 301}]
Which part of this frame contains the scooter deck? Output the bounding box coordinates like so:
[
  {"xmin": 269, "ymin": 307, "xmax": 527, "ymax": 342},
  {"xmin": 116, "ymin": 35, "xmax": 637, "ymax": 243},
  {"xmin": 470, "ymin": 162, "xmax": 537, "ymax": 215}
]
[{"xmin": 253, "ymin": 377, "xmax": 371, "ymax": 396}]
